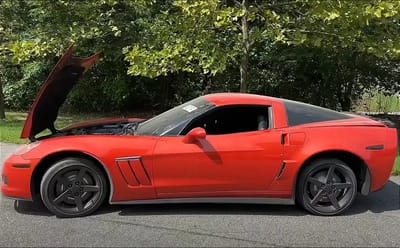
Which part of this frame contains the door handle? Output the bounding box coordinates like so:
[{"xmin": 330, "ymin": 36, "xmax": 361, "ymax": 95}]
[{"xmin": 280, "ymin": 133, "xmax": 287, "ymax": 145}]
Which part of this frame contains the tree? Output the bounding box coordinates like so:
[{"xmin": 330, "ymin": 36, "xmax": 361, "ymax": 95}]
[
  {"xmin": 0, "ymin": 0, "xmax": 32, "ymax": 119},
  {"xmin": 276, "ymin": 0, "xmax": 400, "ymax": 110},
  {"xmin": 2, "ymin": 0, "xmax": 400, "ymax": 114},
  {"xmin": 1, "ymin": 0, "xmax": 160, "ymax": 112},
  {"xmin": 252, "ymin": 45, "xmax": 400, "ymax": 110},
  {"xmin": 125, "ymin": 0, "xmax": 267, "ymax": 92},
  {"xmin": 125, "ymin": 0, "xmax": 400, "ymax": 98},
  {"xmin": 286, "ymin": 0, "xmax": 400, "ymax": 58}
]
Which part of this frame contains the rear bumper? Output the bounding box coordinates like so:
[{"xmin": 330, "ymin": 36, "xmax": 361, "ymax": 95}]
[
  {"xmin": 368, "ymin": 127, "xmax": 398, "ymax": 192},
  {"xmin": 1, "ymin": 154, "xmax": 34, "ymax": 200}
]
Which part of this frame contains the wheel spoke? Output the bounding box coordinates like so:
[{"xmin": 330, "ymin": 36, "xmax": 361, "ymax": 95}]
[
  {"xmin": 81, "ymin": 185, "xmax": 100, "ymax": 192},
  {"xmin": 326, "ymin": 165, "xmax": 336, "ymax": 183},
  {"xmin": 75, "ymin": 196, "xmax": 84, "ymax": 211},
  {"xmin": 53, "ymin": 190, "xmax": 70, "ymax": 204},
  {"xmin": 76, "ymin": 168, "xmax": 87, "ymax": 182},
  {"xmin": 333, "ymin": 182, "xmax": 353, "ymax": 189},
  {"xmin": 307, "ymin": 177, "xmax": 324, "ymax": 187},
  {"xmin": 310, "ymin": 189, "xmax": 325, "ymax": 206},
  {"xmin": 328, "ymin": 193, "xmax": 340, "ymax": 210}
]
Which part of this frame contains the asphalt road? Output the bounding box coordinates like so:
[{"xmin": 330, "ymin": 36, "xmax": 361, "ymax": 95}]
[{"xmin": 1, "ymin": 142, "xmax": 399, "ymax": 247}]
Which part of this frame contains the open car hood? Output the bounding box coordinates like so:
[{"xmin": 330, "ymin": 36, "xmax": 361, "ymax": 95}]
[{"xmin": 21, "ymin": 45, "xmax": 99, "ymax": 140}]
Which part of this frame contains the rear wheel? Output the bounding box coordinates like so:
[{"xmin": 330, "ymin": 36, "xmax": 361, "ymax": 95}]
[
  {"xmin": 297, "ymin": 158, "xmax": 357, "ymax": 216},
  {"xmin": 40, "ymin": 157, "xmax": 107, "ymax": 217}
]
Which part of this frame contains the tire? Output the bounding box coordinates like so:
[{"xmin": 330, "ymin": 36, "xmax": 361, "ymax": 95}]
[
  {"xmin": 296, "ymin": 158, "xmax": 357, "ymax": 216},
  {"xmin": 40, "ymin": 157, "xmax": 107, "ymax": 217}
]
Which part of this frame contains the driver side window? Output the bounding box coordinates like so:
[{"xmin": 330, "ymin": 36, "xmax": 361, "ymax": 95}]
[{"xmin": 182, "ymin": 105, "xmax": 270, "ymax": 135}]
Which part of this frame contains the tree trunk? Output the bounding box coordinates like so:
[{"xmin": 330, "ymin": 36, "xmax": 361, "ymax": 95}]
[
  {"xmin": 341, "ymin": 97, "xmax": 351, "ymax": 111},
  {"xmin": 0, "ymin": 79, "xmax": 5, "ymax": 119},
  {"xmin": 240, "ymin": 0, "xmax": 250, "ymax": 93},
  {"xmin": 342, "ymin": 83, "xmax": 352, "ymax": 111}
]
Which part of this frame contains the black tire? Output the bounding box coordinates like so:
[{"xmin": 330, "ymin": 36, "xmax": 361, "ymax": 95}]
[
  {"xmin": 296, "ymin": 158, "xmax": 357, "ymax": 216},
  {"xmin": 40, "ymin": 157, "xmax": 107, "ymax": 217}
]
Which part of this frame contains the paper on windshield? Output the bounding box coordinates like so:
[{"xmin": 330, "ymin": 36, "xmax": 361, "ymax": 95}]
[{"xmin": 182, "ymin": 105, "xmax": 198, "ymax": 112}]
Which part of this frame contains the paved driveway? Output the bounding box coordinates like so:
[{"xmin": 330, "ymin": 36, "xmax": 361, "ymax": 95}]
[{"xmin": 1, "ymin": 142, "xmax": 399, "ymax": 247}]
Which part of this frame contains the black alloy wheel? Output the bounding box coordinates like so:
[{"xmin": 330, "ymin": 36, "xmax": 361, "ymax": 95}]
[
  {"xmin": 297, "ymin": 158, "xmax": 357, "ymax": 216},
  {"xmin": 40, "ymin": 157, "xmax": 107, "ymax": 217}
]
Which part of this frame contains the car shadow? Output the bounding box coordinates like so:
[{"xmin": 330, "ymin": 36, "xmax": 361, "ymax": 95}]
[
  {"xmin": 13, "ymin": 179, "xmax": 399, "ymax": 217},
  {"xmin": 107, "ymin": 203, "xmax": 306, "ymax": 217},
  {"xmin": 13, "ymin": 200, "xmax": 54, "ymax": 216},
  {"xmin": 344, "ymin": 180, "xmax": 399, "ymax": 215}
]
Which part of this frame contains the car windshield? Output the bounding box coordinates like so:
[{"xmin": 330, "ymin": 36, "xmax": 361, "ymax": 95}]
[{"xmin": 136, "ymin": 96, "xmax": 215, "ymax": 136}]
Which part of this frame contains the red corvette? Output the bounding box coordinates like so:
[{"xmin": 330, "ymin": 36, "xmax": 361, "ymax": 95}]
[{"xmin": 1, "ymin": 46, "xmax": 398, "ymax": 217}]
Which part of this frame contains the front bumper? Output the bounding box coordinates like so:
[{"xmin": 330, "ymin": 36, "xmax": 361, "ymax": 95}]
[{"xmin": 1, "ymin": 154, "xmax": 36, "ymax": 200}]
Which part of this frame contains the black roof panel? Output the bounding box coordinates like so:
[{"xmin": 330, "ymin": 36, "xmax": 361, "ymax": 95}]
[{"xmin": 283, "ymin": 100, "xmax": 352, "ymax": 126}]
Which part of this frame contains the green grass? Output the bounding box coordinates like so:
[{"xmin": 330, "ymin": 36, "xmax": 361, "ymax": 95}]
[
  {"xmin": 1, "ymin": 111, "xmax": 400, "ymax": 176},
  {"xmin": 393, "ymin": 156, "xmax": 400, "ymax": 176}
]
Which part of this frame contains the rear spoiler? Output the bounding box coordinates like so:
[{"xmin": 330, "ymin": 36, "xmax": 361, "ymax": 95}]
[{"xmin": 350, "ymin": 112, "xmax": 398, "ymax": 128}]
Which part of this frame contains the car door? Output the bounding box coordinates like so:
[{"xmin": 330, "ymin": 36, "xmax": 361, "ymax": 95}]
[{"xmin": 152, "ymin": 105, "xmax": 284, "ymax": 198}]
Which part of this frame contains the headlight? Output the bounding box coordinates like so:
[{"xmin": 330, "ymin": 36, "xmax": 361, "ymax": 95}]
[{"xmin": 13, "ymin": 142, "xmax": 41, "ymax": 155}]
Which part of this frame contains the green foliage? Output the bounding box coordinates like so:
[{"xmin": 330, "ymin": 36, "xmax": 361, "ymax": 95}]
[
  {"xmin": 7, "ymin": 0, "xmax": 153, "ymax": 62},
  {"xmin": 276, "ymin": 0, "xmax": 400, "ymax": 57},
  {"xmin": 125, "ymin": 0, "xmax": 400, "ymax": 104},
  {"xmin": 4, "ymin": 61, "xmax": 51, "ymax": 110},
  {"xmin": 1, "ymin": 0, "xmax": 162, "ymax": 112},
  {"xmin": 125, "ymin": 0, "xmax": 240, "ymax": 77},
  {"xmin": 355, "ymin": 92, "xmax": 400, "ymax": 112},
  {"xmin": 250, "ymin": 44, "xmax": 400, "ymax": 110},
  {"xmin": 1, "ymin": 0, "xmax": 400, "ymax": 113}
]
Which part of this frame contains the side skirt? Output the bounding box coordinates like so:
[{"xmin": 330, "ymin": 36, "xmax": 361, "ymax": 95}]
[{"xmin": 110, "ymin": 197, "xmax": 294, "ymax": 205}]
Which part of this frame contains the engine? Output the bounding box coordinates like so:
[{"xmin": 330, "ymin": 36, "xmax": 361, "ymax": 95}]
[
  {"xmin": 67, "ymin": 122, "xmax": 138, "ymax": 135},
  {"xmin": 37, "ymin": 120, "xmax": 142, "ymax": 140}
]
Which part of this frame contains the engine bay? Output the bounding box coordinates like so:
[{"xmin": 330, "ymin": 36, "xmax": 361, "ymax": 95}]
[
  {"xmin": 67, "ymin": 122, "xmax": 138, "ymax": 135},
  {"xmin": 36, "ymin": 120, "xmax": 142, "ymax": 140}
]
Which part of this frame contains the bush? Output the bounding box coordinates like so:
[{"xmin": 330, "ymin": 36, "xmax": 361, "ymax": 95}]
[{"xmin": 4, "ymin": 61, "xmax": 51, "ymax": 110}]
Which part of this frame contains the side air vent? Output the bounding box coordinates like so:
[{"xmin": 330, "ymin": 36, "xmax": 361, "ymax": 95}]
[{"xmin": 116, "ymin": 157, "xmax": 151, "ymax": 186}]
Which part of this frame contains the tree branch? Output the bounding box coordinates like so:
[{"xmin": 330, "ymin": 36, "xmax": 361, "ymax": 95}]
[
  {"xmin": 286, "ymin": 29, "xmax": 342, "ymax": 38},
  {"xmin": 266, "ymin": 1, "xmax": 308, "ymax": 7},
  {"xmin": 233, "ymin": 0, "xmax": 242, "ymax": 6}
]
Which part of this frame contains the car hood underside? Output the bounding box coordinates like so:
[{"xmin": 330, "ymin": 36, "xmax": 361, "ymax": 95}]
[{"xmin": 21, "ymin": 45, "xmax": 99, "ymax": 140}]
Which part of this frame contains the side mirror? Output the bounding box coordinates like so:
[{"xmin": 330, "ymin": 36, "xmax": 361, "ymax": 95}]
[{"xmin": 183, "ymin": 127, "xmax": 206, "ymax": 143}]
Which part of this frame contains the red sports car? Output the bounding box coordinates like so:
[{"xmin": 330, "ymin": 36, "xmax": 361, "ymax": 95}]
[{"xmin": 1, "ymin": 46, "xmax": 398, "ymax": 217}]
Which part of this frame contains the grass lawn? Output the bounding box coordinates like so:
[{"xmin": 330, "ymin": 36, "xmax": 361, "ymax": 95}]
[
  {"xmin": 393, "ymin": 156, "xmax": 400, "ymax": 176},
  {"xmin": 1, "ymin": 111, "xmax": 400, "ymax": 175}
]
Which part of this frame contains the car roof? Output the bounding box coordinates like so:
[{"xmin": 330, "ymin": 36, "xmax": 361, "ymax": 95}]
[{"xmin": 203, "ymin": 93, "xmax": 283, "ymax": 106}]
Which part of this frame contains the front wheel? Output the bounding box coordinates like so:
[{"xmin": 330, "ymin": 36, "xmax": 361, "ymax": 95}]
[
  {"xmin": 40, "ymin": 157, "xmax": 107, "ymax": 217},
  {"xmin": 297, "ymin": 158, "xmax": 357, "ymax": 216}
]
